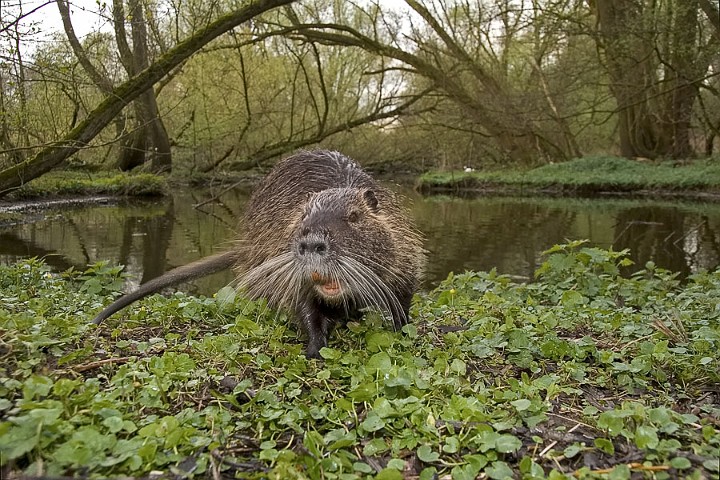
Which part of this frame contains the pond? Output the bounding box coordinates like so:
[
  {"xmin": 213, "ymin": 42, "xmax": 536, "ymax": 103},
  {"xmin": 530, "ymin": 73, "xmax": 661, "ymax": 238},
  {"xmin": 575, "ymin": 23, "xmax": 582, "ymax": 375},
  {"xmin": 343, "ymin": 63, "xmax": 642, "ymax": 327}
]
[{"xmin": 2, "ymin": 187, "xmax": 719, "ymax": 296}]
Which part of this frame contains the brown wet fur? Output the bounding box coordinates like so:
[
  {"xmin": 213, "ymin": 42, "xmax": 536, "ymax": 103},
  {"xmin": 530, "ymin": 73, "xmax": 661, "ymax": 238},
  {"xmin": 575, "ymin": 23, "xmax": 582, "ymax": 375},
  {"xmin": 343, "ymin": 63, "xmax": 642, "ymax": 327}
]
[{"xmin": 93, "ymin": 150, "xmax": 425, "ymax": 358}]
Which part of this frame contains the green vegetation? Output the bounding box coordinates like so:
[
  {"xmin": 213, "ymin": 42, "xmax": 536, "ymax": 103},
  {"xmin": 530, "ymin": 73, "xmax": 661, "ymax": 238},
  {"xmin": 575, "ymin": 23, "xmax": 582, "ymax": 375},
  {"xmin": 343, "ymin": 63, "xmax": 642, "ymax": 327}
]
[
  {"xmin": 1, "ymin": 242, "xmax": 719, "ymax": 478},
  {"xmin": 418, "ymin": 157, "xmax": 720, "ymax": 196},
  {"xmin": 7, "ymin": 171, "xmax": 167, "ymax": 200},
  {"xmin": 4, "ymin": 0, "xmax": 720, "ymax": 194},
  {"xmin": 8, "ymin": 155, "xmax": 720, "ymax": 202}
]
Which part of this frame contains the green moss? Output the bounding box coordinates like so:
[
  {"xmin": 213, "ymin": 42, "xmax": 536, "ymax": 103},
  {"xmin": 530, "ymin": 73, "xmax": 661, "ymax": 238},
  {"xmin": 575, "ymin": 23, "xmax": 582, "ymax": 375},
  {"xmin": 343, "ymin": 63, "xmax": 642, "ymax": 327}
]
[
  {"xmin": 418, "ymin": 156, "xmax": 720, "ymax": 195},
  {"xmin": 9, "ymin": 171, "xmax": 167, "ymax": 199}
]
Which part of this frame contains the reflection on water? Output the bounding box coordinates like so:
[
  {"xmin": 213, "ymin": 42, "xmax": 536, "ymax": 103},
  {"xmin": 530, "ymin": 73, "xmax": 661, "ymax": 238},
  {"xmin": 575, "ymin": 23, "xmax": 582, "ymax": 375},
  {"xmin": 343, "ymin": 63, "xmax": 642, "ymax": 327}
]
[
  {"xmin": 2, "ymin": 189, "xmax": 720, "ymax": 295},
  {"xmin": 416, "ymin": 196, "xmax": 720, "ymax": 283}
]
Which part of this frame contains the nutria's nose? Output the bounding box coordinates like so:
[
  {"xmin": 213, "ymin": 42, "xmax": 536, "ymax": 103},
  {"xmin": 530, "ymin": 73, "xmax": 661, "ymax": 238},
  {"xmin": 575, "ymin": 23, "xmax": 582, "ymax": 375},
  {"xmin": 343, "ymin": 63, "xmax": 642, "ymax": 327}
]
[{"xmin": 298, "ymin": 239, "xmax": 328, "ymax": 256}]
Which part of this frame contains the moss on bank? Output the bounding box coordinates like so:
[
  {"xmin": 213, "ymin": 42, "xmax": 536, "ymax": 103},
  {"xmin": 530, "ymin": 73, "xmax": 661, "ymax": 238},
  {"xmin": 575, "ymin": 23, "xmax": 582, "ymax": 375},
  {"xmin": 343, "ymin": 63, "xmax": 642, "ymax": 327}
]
[
  {"xmin": 418, "ymin": 156, "xmax": 720, "ymax": 197},
  {"xmin": 6, "ymin": 171, "xmax": 167, "ymax": 200}
]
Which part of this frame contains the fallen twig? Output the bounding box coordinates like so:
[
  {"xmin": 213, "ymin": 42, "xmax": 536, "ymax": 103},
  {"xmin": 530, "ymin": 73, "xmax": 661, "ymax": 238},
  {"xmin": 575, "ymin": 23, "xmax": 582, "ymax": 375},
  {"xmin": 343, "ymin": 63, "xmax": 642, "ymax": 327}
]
[{"xmin": 72, "ymin": 356, "xmax": 132, "ymax": 372}]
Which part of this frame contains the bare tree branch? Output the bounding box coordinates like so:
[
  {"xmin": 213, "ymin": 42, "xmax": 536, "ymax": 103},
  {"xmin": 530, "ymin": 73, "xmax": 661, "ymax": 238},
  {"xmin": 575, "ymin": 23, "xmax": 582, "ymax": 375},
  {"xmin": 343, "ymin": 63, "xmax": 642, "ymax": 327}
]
[
  {"xmin": 112, "ymin": 0, "xmax": 135, "ymax": 73},
  {"xmin": 56, "ymin": 0, "xmax": 114, "ymax": 93},
  {"xmin": 0, "ymin": 0, "xmax": 54, "ymax": 35}
]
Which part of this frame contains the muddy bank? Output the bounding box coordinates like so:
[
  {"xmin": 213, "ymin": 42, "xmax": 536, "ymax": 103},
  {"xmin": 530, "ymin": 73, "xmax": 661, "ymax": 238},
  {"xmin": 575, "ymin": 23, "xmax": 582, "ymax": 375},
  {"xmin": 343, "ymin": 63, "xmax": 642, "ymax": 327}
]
[
  {"xmin": 416, "ymin": 179, "xmax": 720, "ymax": 201},
  {"xmin": 0, "ymin": 196, "xmax": 133, "ymax": 228},
  {"xmin": 0, "ymin": 195, "xmax": 123, "ymax": 213}
]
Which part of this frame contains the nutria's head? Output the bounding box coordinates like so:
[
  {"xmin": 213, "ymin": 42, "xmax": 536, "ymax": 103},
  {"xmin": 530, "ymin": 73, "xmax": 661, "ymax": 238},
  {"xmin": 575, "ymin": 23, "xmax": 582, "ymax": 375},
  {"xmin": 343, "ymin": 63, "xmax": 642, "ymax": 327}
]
[
  {"xmin": 291, "ymin": 187, "xmax": 394, "ymax": 303},
  {"xmin": 239, "ymin": 186, "xmax": 409, "ymax": 317}
]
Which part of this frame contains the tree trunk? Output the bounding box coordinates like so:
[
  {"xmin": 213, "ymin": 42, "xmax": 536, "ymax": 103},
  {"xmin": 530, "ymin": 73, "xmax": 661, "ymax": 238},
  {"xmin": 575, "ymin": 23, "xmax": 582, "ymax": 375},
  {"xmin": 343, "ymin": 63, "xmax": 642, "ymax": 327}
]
[
  {"xmin": 699, "ymin": 0, "xmax": 720, "ymax": 42},
  {"xmin": 116, "ymin": 116, "xmax": 147, "ymax": 171},
  {"xmin": 592, "ymin": 0, "xmax": 705, "ymax": 159},
  {"xmin": 114, "ymin": 0, "xmax": 172, "ymax": 172},
  {"xmin": 663, "ymin": 0, "xmax": 699, "ymax": 159},
  {"xmin": 0, "ymin": 70, "xmax": 23, "ymax": 165},
  {"xmin": 0, "ymin": 0, "xmax": 296, "ymax": 197},
  {"xmin": 593, "ymin": 0, "xmax": 658, "ymax": 158},
  {"xmin": 130, "ymin": 0, "xmax": 171, "ymax": 172},
  {"xmin": 57, "ymin": 0, "xmax": 133, "ymax": 167}
]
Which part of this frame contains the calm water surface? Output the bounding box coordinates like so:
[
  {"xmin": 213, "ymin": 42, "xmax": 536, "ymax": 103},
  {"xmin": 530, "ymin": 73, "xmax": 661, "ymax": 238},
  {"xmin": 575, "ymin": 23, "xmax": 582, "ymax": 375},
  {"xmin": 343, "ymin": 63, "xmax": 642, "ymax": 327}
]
[{"xmin": 2, "ymin": 188, "xmax": 720, "ymax": 295}]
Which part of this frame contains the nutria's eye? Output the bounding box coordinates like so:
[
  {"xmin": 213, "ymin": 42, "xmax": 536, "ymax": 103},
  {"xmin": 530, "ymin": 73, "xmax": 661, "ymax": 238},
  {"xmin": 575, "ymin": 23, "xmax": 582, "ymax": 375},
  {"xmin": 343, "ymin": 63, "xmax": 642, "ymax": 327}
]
[{"xmin": 347, "ymin": 211, "xmax": 360, "ymax": 223}]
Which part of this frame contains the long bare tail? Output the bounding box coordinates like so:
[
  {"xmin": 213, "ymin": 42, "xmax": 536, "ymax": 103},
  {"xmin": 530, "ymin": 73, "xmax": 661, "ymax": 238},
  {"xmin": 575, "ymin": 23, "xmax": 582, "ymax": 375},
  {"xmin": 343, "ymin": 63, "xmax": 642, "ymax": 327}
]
[{"xmin": 91, "ymin": 250, "xmax": 238, "ymax": 325}]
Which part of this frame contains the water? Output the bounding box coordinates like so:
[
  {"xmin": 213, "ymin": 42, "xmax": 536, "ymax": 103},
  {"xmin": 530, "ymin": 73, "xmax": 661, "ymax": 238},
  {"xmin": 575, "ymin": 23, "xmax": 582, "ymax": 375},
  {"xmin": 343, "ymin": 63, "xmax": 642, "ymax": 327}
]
[
  {"xmin": 2, "ymin": 188, "xmax": 719, "ymax": 295},
  {"xmin": 416, "ymin": 195, "xmax": 720, "ymax": 282}
]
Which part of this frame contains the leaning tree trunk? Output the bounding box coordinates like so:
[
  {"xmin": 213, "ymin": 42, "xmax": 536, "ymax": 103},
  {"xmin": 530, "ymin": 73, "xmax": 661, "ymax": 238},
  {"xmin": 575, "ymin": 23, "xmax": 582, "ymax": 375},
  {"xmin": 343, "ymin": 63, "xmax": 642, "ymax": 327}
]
[{"xmin": 0, "ymin": 0, "xmax": 296, "ymax": 197}]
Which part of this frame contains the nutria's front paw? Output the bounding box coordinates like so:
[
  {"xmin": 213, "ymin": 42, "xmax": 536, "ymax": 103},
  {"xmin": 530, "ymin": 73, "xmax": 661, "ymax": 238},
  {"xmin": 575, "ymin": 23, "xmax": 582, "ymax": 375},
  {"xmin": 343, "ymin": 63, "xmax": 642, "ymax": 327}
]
[{"xmin": 305, "ymin": 347, "xmax": 323, "ymax": 360}]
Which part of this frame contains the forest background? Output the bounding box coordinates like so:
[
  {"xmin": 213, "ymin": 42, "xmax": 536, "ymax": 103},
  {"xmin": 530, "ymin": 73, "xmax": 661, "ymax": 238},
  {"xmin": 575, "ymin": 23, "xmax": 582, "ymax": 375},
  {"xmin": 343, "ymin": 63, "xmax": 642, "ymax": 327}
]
[{"xmin": 1, "ymin": 0, "xmax": 720, "ymax": 195}]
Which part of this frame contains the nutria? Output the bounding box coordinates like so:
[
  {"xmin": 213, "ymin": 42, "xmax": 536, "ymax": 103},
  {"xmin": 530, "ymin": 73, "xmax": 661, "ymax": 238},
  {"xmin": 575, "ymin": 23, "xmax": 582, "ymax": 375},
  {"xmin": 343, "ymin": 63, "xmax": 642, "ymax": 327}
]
[{"xmin": 92, "ymin": 150, "xmax": 425, "ymax": 358}]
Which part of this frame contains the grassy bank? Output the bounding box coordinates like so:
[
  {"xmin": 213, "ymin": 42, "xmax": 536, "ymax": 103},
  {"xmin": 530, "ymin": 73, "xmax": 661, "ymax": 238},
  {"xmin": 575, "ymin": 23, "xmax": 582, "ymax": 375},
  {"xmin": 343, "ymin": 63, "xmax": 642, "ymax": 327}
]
[
  {"xmin": 1, "ymin": 242, "xmax": 718, "ymax": 478},
  {"xmin": 417, "ymin": 156, "xmax": 720, "ymax": 197},
  {"xmin": 7, "ymin": 156, "xmax": 720, "ymax": 203},
  {"xmin": 4, "ymin": 171, "xmax": 167, "ymax": 200}
]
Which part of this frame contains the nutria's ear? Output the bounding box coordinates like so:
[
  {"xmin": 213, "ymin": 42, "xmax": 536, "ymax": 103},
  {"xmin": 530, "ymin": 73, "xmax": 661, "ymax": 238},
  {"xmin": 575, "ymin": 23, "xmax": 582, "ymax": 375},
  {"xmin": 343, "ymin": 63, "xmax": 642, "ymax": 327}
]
[{"xmin": 363, "ymin": 189, "xmax": 379, "ymax": 212}]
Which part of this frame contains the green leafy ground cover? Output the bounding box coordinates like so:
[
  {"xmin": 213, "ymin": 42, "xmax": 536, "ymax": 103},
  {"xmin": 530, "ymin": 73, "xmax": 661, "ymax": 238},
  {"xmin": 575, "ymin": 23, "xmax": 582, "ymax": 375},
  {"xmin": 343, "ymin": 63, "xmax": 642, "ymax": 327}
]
[
  {"xmin": 417, "ymin": 157, "xmax": 720, "ymax": 196},
  {"xmin": 1, "ymin": 242, "xmax": 719, "ymax": 479}
]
